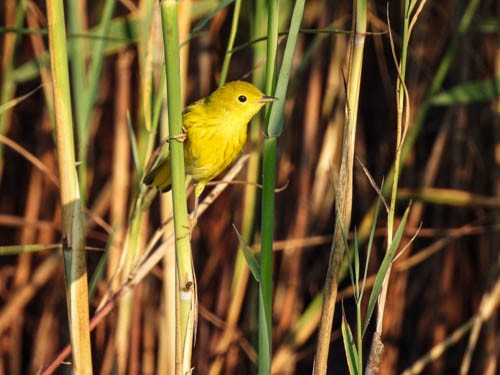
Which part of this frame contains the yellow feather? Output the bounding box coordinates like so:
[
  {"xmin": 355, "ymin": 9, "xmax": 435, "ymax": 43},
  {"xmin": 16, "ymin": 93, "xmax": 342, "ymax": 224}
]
[{"xmin": 144, "ymin": 81, "xmax": 277, "ymax": 196}]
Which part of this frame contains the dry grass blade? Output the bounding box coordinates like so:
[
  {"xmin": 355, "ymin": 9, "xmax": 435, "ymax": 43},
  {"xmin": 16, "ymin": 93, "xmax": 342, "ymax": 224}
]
[
  {"xmin": 460, "ymin": 278, "xmax": 500, "ymax": 374},
  {"xmin": 314, "ymin": 2, "xmax": 367, "ymax": 373},
  {"xmin": 40, "ymin": 155, "xmax": 248, "ymax": 374},
  {"xmin": 0, "ymin": 134, "xmax": 59, "ymax": 186}
]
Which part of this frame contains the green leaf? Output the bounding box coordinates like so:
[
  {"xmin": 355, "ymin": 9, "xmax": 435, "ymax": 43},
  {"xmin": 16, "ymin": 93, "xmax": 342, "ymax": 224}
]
[
  {"xmin": 232, "ymin": 224, "xmax": 260, "ymax": 282},
  {"xmin": 429, "ymin": 78, "xmax": 500, "ymax": 106},
  {"xmin": 342, "ymin": 309, "xmax": 360, "ymax": 375},
  {"xmin": 363, "ymin": 204, "xmax": 411, "ymax": 336},
  {"xmin": 0, "ymin": 243, "xmax": 60, "ymax": 255},
  {"xmin": 88, "ymin": 234, "xmax": 113, "ymax": 300}
]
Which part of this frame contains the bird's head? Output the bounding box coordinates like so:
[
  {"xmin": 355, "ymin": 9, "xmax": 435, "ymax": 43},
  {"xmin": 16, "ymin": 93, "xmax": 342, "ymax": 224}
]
[{"xmin": 206, "ymin": 81, "xmax": 278, "ymax": 122}]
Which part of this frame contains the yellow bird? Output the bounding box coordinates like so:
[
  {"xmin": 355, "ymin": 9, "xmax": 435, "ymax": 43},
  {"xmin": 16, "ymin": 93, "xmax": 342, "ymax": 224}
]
[{"xmin": 144, "ymin": 81, "xmax": 277, "ymax": 198}]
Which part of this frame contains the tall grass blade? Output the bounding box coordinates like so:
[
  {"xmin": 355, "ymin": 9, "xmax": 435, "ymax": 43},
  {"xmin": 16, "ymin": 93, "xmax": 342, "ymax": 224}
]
[
  {"xmin": 0, "ymin": 86, "xmax": 41, "ymax": 114},
  {"xmin": 363, "ymin": 204, "xmax": 411, "ymax": 336},
  {"xmin": 0, "ymin": 243, "xmax": 60, "ymax": 255},
  {"xmin": 232, "ymin": 224, "xmax": 261, "ymax": 282},
  {"xmin": 361, "ymin": 193, "xmax": 382, "ymax": 298},
  {"xmin": 429, "ymin": 78, "xmax": 500, "ymax": 106},
  {"xmin": 83, "ymin": 0, "xmax": 117, "ymax": 127},
  {"xmin": 266, "ymin": 0, "xmax": 305, "ymax": 138},
  {"xmin": 335, "ymin": 194, "xmax": 356, "ymax": 295},
  {"xmin": 259, "ymin": 1, "xmax": 304, "ymax": 373},
  {"xmin": 353, "ymin": 229, "xmax": 359, "ymax": 297},
  {"xmin": 341, "ymin": 309, "xmax": 360, "ymax": 375}
]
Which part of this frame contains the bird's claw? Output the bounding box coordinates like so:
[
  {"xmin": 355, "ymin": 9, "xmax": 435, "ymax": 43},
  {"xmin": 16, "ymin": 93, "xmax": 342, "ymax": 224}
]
[{"xmin": 168, "ymin": 127, "xmax": 188, "ymax": 143}]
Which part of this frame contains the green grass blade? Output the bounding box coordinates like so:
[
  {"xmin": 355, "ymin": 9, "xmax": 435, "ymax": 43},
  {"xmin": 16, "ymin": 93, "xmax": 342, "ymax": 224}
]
[
  {"xmin": 429, "ymin": 77, "xmax": 500, "ymax": 106},
  {"xmin": 363, "ymin": 205, "xmax": 411, "ymax": 336},
  {"xmin": 87, "ymin": 234, "xmax": 113, "ymax": 301},
  {"xmin": 232, "ymin": 225, "xmax": 261, "ymax": 282},
  {"xmin": 335, "ymin": 194, "xmax": 357, "ymax": 297},
  {"xmin": 360, "ymin": 192, "xmax": 382, "ymax": 298},
  {"xmin": 83, "ymin": 0, "xmax": 117, "ymax": 128},
  {"xmin": 266, "ymin": 0, "xmax": 305, "ymax": 138},
  {"xmin": 429, "ymin": 0, "xmax": 482, "ymax": 96},
  {"xmin": 0, "ymin": 243, "xmax": 60, "ymax": 255},
  {"xmin": 0, "ymin": 85, "xmax": 41, "ymax": 114},
  {"xmin": 341, "ymin": 308, "xmax": 360, "ymax": 375}
]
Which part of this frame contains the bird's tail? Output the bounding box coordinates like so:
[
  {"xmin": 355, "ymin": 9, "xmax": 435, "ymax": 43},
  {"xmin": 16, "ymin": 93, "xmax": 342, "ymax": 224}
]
[{"xmin": 143, "ymin": 157, "xmax": 172, "ymax": 192}]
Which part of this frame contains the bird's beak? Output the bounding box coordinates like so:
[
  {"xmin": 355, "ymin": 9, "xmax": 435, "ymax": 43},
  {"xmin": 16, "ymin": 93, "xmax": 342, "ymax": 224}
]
[{"xmin": 257, "ymin": 95, "xmax": 279, "ymax": 103}]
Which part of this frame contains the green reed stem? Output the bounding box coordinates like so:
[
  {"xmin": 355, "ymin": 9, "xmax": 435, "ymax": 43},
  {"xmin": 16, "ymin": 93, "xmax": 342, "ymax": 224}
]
[
  {"xmin": 160, "ymin": 1, "xmax": 195, "ymax": 373},
  {"xmin": 259, "ymin": 1, "xmax": 304, "ymax": 374},
  {"xmin": 258, "ymin": 3, "xmax": 279, "ymax": 372}
]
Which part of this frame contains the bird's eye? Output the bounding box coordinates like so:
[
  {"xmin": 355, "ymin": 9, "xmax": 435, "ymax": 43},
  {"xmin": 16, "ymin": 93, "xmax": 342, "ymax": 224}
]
[{"xmin": 238, "ymin": 95, "xmax": 247, "ymax": 103}]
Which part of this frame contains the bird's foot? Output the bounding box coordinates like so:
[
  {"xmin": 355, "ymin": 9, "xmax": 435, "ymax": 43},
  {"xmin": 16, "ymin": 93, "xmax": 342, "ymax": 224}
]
[{"xmin": 168, "ymin": 127, "xmax": 188, "ymax": 143}]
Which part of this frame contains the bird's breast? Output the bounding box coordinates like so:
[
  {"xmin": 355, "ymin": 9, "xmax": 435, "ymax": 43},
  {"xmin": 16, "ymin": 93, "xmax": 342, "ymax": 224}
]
[{"xmin": 184, "ymin": 120, "xmax": 248, "ymax": 182}]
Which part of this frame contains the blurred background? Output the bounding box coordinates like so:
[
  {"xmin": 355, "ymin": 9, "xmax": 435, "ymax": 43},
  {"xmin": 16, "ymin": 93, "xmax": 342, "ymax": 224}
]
[{"xmin": 0, "ymin": 0, "xmax": 498, "ymax": 374}]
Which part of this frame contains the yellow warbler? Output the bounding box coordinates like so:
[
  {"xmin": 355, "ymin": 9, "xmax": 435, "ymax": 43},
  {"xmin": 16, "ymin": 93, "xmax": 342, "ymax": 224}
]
[{"xmin": 144, "ymin": 81, "xmax": 277, "ymax": 197}]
